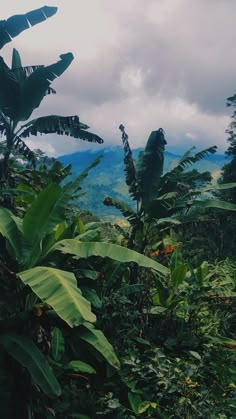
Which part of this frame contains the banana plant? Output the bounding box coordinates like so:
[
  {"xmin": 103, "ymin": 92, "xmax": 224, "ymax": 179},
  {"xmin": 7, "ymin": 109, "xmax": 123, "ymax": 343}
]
[
  {"xmin": 104, "ymin": 125, "xmax": 236, "ymax": 254},
  {"xmin": 0, "ymin": 48, "xmax": 103, "ymax": 182}
]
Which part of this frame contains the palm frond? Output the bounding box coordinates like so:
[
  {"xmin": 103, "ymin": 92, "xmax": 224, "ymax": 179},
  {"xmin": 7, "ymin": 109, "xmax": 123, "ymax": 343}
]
[
  {"xmin": 0, "ymin": 6, "xmax": 57, "ymax": 49},
  {"xmin": 119, "ymin": 124, "xmax": 138, "ymax": 200},
  {"xmin": 19, "ymin": 115, "xmax": 103, "ymax": 143}
]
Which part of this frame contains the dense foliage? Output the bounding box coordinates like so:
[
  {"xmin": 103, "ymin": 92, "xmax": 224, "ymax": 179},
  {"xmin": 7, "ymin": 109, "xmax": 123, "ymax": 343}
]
[{"xmin": 0, "ymin": 5, "xmax": 236, "ymax": 419}]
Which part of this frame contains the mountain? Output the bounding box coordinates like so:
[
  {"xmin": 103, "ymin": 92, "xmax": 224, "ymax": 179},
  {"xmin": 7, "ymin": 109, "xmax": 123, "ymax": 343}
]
[{"xmin": 58, "ymin": 146, "xmax": 230, "ymax": 219}]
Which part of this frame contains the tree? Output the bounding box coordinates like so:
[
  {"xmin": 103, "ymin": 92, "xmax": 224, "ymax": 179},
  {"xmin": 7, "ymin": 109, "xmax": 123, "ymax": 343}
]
[
  {"xmin": 0, "ymin": 6, "xmax": 103, "ymax": 183},
  {"xmin": 0, "ymin": 48, "xmax": 103, "ymax": 183},
  {"xmin": 104, "ymin": 125, "xmax": 218, "ymax": 252}
]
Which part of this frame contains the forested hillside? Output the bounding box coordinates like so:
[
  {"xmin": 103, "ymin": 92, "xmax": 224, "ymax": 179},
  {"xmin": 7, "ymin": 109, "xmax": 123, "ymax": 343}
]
[{"xmin": 59, "ymin": 147, "xmax": 230, "ymax": 217}]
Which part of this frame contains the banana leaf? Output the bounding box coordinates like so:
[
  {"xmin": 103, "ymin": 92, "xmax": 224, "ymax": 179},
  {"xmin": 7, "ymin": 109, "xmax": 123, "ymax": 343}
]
[
  {"xmin": 15, "ymin": 53, "xmax": 74, "ymax": 122},
  {"xmin": 0, "ymin": 207, "xmax": 22, "ymax": 261},
  {"xmin": 19, "ymin": 267, "xmax": 96, "ymax": 326},
  {"xmin": 77, "ymin": 322, "xmax": 120, "ymax": 369},
  {"xmin": 0, "ymin": 333, "xmax": 61, "ymax": 398},
  {"xmin": 136, "ymin": 129, "xmax": 167, "ymax": 211},
  {"xmin": 50, "ymin": 240, "xmax": 169, "ymax": 276},
  {"xmin": 0, "ymin": 6, "xmax": 57, "ymax": 50},
  {"xmin": 19, "ymin": 115, "xmax": 103, "ymax": 143}
]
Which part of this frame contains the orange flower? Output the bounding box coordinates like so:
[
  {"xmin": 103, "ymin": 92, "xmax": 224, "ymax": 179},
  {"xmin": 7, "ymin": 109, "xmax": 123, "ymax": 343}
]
[{"xmin": 164, "ymin": 246, "xmax": 176, "ymax": 254}]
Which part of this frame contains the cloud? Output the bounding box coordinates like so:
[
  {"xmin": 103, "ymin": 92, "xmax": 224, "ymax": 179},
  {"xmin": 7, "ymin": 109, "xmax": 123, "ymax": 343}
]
[{"xmin": 2, "ymin": 0, "xmax": 235, "ymax": 156}]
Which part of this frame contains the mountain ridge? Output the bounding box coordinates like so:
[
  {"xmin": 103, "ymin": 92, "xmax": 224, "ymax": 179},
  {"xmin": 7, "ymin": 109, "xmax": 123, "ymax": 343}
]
[{"xmin": 58, "ymin": 146, "xmax": 230, "ymax": 218}]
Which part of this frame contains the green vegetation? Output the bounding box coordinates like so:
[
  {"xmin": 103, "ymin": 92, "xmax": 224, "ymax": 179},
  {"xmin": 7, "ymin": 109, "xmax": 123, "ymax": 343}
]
[{"xmin": 0, "ymin": 5, "xmax": 236, "ymax": 419}]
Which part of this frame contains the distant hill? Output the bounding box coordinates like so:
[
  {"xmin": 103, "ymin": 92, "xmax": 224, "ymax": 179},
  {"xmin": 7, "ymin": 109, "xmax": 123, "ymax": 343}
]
[{"xmin": 58, "ymin": 146, "xmax": 230, "ymax": 218}]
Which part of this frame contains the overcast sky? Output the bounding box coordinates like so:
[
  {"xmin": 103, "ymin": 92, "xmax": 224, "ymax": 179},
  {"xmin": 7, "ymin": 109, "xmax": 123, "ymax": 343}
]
[{"xmin": 1, "ymin": 0, "xmax": 236, "ymax": 156}]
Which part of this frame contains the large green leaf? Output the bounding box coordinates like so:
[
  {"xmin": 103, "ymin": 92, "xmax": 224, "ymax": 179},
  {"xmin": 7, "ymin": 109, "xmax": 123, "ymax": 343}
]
[
  {"xmin": 51, "ymin": 240, "xmax": 169, "ymax": 276},
  {"xmin": 19, "ymin": 267, "xmax": 96, "ymax": 326},
  {"xmin": 0, "ymin": 334, "xmax": 61, "ymax": 398},
  {"xmin": 0, "ymin": 207, "xmax": 22, "ymax": 261},
  {"xmin": 0, "ymin": 6, "xmax": 57, "ymax": 50},
  {"xmin": 22, "ymin": 183, "xmax": 62, "ymax": 267},
  {"xmin": 22, "ymin": 158, "xmax": 103, "ymax": 267},
  {"xmin": 78, "ymin": 322, "xmax": 120, "ymax": 369}
]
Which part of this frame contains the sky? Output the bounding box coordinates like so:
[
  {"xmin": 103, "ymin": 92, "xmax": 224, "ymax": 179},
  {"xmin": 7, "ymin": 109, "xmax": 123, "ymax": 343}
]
[{"xmin": 1, "ymin": 0, "xmax": 236, "ymax": 156}]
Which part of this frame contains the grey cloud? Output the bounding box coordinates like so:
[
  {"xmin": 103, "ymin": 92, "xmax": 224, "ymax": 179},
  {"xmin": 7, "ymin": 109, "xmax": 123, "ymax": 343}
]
[
  {"xmin": 6, "ymin": 0, "xmax": 236, "ymax": 156},
  {"xmin": 49, "ymin": 0, "xmax": 236, "ymax": 117}
]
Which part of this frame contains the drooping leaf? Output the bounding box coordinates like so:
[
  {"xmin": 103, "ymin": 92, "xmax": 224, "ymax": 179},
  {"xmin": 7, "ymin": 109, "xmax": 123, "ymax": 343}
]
[
  {"xmin": 19, "ymin": 115, "xmax": 103, "ymax": 143},
  {"xmin": 0, "ymin": 6, "xmax": 57, "ymax": 50},
  {"xmin": 51, "ymin": 240, "xmax": 169, "ymax": 276},
  {"xmin": 19, "ymin": 267, "xmax": 96, "ymax": 326},
  {"xmin": 0, "ymin": 333, "xmax": 61, "ymax": 398},
  {"xmin": 78, "ymin": 322, "xmax": 120, "ymax": 369},
  {"xmin": 12, "ymin": 134, "xmax": 36, "ymax": 163}
]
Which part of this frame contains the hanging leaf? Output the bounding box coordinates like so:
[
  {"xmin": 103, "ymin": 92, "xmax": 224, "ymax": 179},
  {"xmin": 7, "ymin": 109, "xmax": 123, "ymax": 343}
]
[
  {"xmin": 0, "ymin": 334, "xmax": 61, "ymax": 398},
  {"xmin": 77, "ymin": 322, "xmax": 120, "ymax": 369},
  {"xmin": 19, "ymin": 115, "xmax": 103, "ymax": 143},
  {"xmin": 50, "ymin": 240, "xmax": 169, "ymax": 276},
  {"xmin": 19, "ymin": 267, "xmax": 96, "ymax": 326}
]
